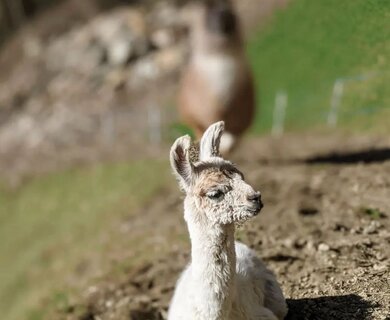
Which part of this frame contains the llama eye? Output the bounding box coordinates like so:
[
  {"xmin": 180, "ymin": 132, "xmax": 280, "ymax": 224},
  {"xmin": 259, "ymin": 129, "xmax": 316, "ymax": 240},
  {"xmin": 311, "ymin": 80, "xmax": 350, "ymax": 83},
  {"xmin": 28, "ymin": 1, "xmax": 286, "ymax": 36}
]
[{"xmin": 207, "ymin": 190, "xmax": 224, "ymax": 200}]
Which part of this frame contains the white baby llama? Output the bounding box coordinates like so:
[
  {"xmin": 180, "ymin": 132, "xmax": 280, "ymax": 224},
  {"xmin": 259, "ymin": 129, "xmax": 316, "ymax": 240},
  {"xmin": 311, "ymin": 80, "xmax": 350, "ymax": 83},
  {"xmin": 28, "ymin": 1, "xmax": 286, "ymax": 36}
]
[{"xmin": 168, "ymin": 121, "xmax": 288, "ymax": 320}]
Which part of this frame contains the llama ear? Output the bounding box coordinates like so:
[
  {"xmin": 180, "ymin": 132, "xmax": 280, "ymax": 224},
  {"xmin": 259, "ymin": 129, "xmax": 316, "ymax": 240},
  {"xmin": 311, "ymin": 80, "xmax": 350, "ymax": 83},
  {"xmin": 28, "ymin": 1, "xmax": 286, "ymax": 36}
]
[
  {"xmin": 199, "ymin": 121, "xmax": 225, "ymax": 160},
  {"xmin": 170, "ymin": 135, "xmax": 193, "ymax": 191}
]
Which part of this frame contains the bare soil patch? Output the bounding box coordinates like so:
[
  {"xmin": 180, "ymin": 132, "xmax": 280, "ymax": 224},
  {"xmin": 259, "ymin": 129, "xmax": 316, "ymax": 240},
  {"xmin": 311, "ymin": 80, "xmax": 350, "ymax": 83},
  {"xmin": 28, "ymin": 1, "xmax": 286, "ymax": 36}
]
[{"xmin": 49, "ymin": 133, "xmax": 389, "ymax": 320}]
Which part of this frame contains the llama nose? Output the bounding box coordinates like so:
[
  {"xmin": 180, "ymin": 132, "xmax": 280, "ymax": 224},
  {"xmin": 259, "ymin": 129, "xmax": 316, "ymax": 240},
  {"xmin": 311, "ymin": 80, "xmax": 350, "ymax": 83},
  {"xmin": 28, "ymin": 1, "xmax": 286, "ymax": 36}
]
[{"xmin": 247, "ymin": 192, "xmax": 262, "ymax": 208}]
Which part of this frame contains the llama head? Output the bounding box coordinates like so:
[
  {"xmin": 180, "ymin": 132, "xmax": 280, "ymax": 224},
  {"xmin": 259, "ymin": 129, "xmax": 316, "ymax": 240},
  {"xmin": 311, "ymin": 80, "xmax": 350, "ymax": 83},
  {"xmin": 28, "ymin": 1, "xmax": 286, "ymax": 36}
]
[
  {"xmin": 170, "ymin": 121, "xmax": 262, "ymax": 225},
  {"xmin": 182, "ymin": 0, "xmax": 241, "ymax": 53},
  {"xmin": 205, "ymin": 0, "xmax": 237, "ymax": 37}
]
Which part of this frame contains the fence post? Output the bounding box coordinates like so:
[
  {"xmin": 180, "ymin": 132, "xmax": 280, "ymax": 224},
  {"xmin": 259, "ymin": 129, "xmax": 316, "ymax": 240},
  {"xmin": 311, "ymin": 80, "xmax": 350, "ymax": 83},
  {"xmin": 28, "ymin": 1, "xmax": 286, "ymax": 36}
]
[
  {"xmin": 272, "ymin": 90, "xmax": 288, "ymax": 136},
  {"xmin": 327, "ymin": 79, "xmax": 344, "ymax": 127}
]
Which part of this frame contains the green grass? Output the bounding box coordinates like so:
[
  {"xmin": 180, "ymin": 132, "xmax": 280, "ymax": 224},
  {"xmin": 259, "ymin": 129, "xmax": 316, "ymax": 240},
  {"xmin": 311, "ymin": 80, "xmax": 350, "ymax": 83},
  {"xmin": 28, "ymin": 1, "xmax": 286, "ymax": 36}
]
[
  {"xmin": 247, "ymin": 0, "xmax": 390, "ymax": 133},
  {"xmin": 0, "ymin": 160, "xmax": 170, "ymax": 320},
  {"xmin": 361, "ymin": 207, "xmax": 387, "ymax": 220}
]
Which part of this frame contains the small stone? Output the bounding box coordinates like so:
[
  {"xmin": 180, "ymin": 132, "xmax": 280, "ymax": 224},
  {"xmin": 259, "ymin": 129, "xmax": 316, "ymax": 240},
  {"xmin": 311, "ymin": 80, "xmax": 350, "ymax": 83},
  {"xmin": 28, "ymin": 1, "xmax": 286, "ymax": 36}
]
[
  {"xmin": 84, "ymin": 285, "xmax": 99, "ymax": 300},
  {"xmin": 318, "ymin": 243, "xmax": 330, "ymax": 252},
  {"xmin": 306, "ymin": 240, "xmax": 316, "ymax": 252},
  {"xmin": 363, "ymin": 220, "xmax": 382, "ymax": 235},
  {"xmin": 105, "ymin": 299, "xmax": 114, "ymax": 308},
  {"xmin": 132, "ymin": 57, "xmax": 159, "ymax": 82},
  {"xmin": 151, "ymin": 28, "xmax": 176, "ymax": 49},
  {"xmin": 283, "ymin": 238, "xmax": 294, "ymax": 248},
  {"xmin": 107, "ymin": 38, "xmax": 133, "ymax": 66}
]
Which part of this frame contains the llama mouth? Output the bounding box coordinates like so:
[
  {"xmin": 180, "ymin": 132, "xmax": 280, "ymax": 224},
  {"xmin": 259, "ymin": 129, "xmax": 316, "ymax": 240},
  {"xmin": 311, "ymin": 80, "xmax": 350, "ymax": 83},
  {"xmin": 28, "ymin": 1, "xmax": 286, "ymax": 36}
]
[
  {"xmin": 247, "ymin": 201, "xmax": 263, "ymax": 215},
  {"xmin": 246, "ymin": 207, "xmax": 262, "ymax": 216}
]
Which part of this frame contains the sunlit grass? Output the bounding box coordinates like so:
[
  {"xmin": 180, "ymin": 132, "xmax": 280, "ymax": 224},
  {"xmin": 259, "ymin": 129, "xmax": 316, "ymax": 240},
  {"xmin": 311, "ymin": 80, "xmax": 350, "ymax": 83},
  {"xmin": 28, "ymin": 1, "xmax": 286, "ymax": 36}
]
[
  {"xmin": 247, "ymin": 0, "xmax": 390, "ymax": 132},
  {"xmin": 0, "ymin": 159, "xmax": 170, "ymax": 320}
]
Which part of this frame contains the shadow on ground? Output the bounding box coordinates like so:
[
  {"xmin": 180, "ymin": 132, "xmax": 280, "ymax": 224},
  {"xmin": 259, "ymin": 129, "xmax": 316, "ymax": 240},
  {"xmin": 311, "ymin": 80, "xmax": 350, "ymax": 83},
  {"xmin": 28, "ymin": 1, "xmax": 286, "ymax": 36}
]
[
  {"xmin": 306, "ymin": 148, "xmax": 390, "ymax": 165},
  {"xmin": 129, "ymin": 308, "xmax": 164, "ymax": 320},
  {"xmin": 125, "ymin": 294, "xmax": 377, "ymax": 320},
  {"xmin": 286, "ymin": 294, "xmax": 377, "ymax": 320}
]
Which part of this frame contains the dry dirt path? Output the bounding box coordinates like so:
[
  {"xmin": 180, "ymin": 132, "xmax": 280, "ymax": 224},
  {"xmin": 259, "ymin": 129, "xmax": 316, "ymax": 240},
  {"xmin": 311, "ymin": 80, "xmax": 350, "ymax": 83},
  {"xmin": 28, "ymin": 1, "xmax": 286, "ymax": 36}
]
[{"xmin": 55, "ymin": 133, "xmax": 390, "ymax": 320}]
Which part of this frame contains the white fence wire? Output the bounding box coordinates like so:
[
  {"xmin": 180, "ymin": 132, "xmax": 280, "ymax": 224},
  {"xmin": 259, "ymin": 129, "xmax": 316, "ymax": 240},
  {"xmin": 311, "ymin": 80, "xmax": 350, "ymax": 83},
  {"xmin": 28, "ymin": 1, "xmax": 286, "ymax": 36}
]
[{"xmin": 271, "ymin": 72, "xmax": 386, "ymax": 136}]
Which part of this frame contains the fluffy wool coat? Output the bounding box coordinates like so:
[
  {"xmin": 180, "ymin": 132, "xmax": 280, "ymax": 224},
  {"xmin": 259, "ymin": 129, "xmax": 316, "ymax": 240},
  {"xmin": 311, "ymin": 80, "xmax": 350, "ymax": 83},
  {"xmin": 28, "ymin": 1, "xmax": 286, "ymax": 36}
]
[{"xmin": 168, "ymin": 122, "xmax": 288, "ymax": 320}]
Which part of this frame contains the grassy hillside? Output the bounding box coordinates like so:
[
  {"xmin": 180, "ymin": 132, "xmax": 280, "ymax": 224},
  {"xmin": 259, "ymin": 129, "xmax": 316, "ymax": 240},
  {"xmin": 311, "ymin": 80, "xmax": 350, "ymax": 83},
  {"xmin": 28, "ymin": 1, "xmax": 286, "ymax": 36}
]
[
  {"xmin": 0, "ymin": 160, "xmax": 170, "ymax": 320},
  {"xmin": 247, "ymin": 0, "xmax": 390, "ymax": 133}
]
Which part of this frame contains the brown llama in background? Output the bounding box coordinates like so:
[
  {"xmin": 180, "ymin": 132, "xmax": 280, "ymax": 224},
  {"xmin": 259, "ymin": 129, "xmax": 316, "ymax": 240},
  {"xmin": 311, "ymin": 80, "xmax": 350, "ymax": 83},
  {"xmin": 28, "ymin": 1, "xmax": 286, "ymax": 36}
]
[{"xmin": 178, "ymin": 0, "xmax": 256, "ymax": 154}]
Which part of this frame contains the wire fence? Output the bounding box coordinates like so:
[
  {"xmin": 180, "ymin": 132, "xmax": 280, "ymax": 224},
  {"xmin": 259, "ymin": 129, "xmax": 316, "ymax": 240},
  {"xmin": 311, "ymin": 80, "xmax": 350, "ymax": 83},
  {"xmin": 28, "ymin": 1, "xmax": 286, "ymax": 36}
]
[
  {"xmin": 0, "ymin": 70, "xmax": 388, "ymax": 166},
  {"xmin": 271, "ymin": 71, "xmax": 389, "ymax": 136}
]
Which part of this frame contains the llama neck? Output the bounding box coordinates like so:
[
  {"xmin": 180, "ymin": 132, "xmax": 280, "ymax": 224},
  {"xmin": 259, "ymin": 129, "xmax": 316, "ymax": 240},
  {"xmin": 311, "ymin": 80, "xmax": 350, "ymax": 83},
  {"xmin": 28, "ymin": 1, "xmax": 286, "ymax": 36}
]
[
  {"xmin": 191, "ymin": 24, "xmax": 243, "ymax": 57},
  {"xmin": 185, "ymin": 205, "xmax": 236, "ymax": 319},
  {"xmin": 192, "ymin": 53, "xmax": 239, "ymax": 105}
]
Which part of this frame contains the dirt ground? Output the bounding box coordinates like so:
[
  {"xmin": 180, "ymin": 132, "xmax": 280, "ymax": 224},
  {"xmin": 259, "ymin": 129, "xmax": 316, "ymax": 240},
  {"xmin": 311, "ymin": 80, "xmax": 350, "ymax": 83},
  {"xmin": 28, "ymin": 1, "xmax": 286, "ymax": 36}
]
[{"xmin": 47, "ymin": 132, "xmax": 390, "ymax": 320}]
